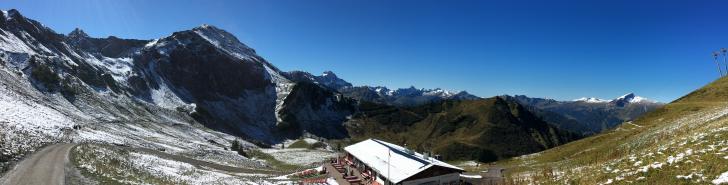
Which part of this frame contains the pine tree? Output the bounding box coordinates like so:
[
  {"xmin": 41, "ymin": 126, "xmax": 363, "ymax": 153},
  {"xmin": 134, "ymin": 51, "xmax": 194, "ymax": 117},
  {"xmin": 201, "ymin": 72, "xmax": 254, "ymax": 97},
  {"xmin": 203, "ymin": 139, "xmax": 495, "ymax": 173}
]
[
  {"xmin": 230, "ymin": 139, "xmax": 248, "ymax": 157},
  {"xmin": 231, "ymin": 139, "xmax": 241, "ymax": 151}
]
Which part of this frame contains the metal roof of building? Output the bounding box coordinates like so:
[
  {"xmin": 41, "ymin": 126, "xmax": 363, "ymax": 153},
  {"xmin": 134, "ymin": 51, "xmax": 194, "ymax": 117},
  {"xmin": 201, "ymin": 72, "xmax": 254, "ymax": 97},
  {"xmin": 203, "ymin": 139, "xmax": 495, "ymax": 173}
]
[{"xmin": 344, "ymin": 139, "xmax": 464, "ymax": 183}]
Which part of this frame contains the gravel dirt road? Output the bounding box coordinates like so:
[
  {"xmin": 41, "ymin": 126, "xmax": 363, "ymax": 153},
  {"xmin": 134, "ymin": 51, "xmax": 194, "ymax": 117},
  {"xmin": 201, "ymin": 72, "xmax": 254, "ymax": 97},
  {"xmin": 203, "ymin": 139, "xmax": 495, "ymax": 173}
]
[{"xmin": 1, "ymin": 143, "xmax": 76, "ymax": 185}]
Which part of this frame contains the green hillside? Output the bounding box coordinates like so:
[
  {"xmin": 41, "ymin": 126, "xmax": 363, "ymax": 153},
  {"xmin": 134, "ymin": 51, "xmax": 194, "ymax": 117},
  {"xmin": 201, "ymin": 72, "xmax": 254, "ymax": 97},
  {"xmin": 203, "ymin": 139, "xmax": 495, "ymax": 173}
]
[
  {"xmin": 495, "ymin": 77, "xmax": 728, "ymax": 184},
  {"xmin": 344, "ymin": 97, "xmax": 582, "ymax": 162}
]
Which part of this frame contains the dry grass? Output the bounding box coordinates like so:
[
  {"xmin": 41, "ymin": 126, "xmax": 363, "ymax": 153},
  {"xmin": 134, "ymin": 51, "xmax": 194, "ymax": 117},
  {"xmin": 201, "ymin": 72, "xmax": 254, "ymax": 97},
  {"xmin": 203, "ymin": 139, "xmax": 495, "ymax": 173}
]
[{"xmin": 495, "ymin": 77, "xmax": 728, "ymax": 184}]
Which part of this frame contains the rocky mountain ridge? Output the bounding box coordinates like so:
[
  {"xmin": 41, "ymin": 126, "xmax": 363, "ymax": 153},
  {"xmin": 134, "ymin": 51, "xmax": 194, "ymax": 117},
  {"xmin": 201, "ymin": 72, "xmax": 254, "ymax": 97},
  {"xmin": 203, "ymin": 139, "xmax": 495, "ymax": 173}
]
[
  {"xmin": 0, "ymin": 9, "xmax": 353, "ymax": 144},
  {"xmin": 504, "ymin": 93, "xmax": 664, "ymax": 135},
  {"xmin": 283, "ymin": 70, "xmax": 481, "ymax": 107}
]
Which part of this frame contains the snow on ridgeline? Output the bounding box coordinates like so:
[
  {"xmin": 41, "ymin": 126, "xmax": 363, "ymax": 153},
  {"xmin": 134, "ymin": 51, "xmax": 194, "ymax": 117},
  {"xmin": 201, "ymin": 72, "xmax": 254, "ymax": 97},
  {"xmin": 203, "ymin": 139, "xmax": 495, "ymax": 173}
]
[
  {"xmin": 574, "ymin": 93, "xmax": 658, "ymax": 104},
  {"xmin": 573, "ymin": 97, "xmax": 610, "ymax": 103},
  {"xmin": 613, "ymin": 93, "xmax": 658, "ymax": 103},
  {"xmin": 368, "ymin": 86, "xmax": 472, "ymax": 99},
  {"xmin": 192, "ymin": 24, "xmax": 257, "ymax": 60}
]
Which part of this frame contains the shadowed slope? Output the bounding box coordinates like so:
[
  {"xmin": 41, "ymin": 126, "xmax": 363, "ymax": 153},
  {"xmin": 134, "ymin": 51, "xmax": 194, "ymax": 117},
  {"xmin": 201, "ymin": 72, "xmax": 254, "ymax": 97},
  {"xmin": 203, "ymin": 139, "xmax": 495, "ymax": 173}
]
[{"xmin": 345, "ymin": 97, "xmax": 582, "ymax": 162}]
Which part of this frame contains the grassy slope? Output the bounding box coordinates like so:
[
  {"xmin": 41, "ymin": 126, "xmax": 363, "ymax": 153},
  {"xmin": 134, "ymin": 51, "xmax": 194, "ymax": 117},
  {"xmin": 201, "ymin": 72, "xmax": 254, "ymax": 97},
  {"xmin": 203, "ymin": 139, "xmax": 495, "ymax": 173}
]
[
  {"xmin": 246, "ymin": 149, "xmax": 302, "ymax": 171},
  {"xmin": 71, "ymin": 144, "xmax": 181, "ymax": 184},
  {"xmin": 495, "ymin": 77, "xmax": 728, "ymax": 184},
  {"xmin": 345, "ymin": 97, "xmax": 581, "ymax": 162}
]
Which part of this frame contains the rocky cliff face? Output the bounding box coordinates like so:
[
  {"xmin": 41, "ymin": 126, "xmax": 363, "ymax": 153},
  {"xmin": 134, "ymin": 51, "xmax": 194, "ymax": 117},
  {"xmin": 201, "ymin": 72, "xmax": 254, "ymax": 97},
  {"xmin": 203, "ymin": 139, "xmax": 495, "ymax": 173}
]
[
  {"xmin": 277, "ymin": 82, "xmax": 356, "ymax": 139},
  {"xmin": 0, "ymin": 9, "xmax": 353, "ymax": 144}
]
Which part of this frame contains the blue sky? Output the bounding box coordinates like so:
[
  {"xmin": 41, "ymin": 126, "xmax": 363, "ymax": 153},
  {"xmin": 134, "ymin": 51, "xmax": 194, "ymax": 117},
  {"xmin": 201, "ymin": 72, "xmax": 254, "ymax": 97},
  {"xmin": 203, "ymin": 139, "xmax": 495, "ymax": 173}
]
[{"xmin": 3, "ymin": 0, "xmax": 727, "ymax": 102}]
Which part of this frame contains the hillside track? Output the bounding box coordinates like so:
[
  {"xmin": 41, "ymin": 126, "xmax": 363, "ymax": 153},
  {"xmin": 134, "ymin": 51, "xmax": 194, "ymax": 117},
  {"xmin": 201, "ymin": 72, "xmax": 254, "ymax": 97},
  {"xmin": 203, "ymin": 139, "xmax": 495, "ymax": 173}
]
[{"xmin": 1, "ymin": 143, "xmax": 76, "ymax": 185}]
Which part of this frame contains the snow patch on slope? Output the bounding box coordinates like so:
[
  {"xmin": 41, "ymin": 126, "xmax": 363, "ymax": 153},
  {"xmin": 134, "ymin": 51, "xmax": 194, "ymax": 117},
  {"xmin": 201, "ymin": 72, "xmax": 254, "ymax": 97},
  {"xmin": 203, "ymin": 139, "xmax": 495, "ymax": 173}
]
[
  {"xmin": 0, "ymin": 29, "xmax": 38, "ymax": 55},
  {"xmin": 80, "ymin": 54, "xmax": 135, "ymax": 83},
  {"xmin": 100, "ymin": 57, "xmax": 134, "ymax": 82},
  {"xmin": 714, "ymin": 171, "xmax": 728, "ymax": 185},
  {"xmin": 149, "ymin": 81, "xmax": 189, "ymax": 110},
  {"xmin": 0, "ymin": 84, "xmax": 74, "ymax": 137}
]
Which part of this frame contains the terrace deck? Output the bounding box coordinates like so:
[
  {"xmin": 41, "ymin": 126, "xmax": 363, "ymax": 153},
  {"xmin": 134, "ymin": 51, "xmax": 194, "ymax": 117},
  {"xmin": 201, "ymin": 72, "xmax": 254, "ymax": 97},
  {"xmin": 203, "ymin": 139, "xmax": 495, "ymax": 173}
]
[{"xmin": 324, "ymin": 159, "xmax": 371, "ymax": 185}]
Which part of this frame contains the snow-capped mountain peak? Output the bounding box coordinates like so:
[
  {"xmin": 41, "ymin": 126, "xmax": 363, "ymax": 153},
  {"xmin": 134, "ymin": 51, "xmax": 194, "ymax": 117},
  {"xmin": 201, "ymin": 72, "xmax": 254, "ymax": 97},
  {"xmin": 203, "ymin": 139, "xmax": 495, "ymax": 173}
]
[
  {"xmin": 374, "ymin": 86, "xmax": 478, "ymax": 100},
  {"xmin": 6, "ymin": 9, "xmax": 21, "ymax": 20},
  {"xmin": 422, "ymin": 88, "xmax": 457, "ymax": 97},
  {"xmin": 612, "ymin": 93, "xmax": 657, "ymax": 103},
  {"xmin": 629, "ymin": 96, "xmax": 654, "ymax": 103},
  {"xmin": 322, "ymin": 70, "xmax": 336, "ymax": 77},
  {"xmin": 575, "ymin": 93, "xmax": 658, "ymax": 105},
  {"xmin": 613, "ymin": 93, "xmax": 636, "ymax": 103},
  {"xmin": 312, "ymin": 70, "xmax": 353, "ymax": 89},
  {"xmin": 0, "ymin": 10, "xmax": 8, "ymax": 21},
  {"xmin": 574, "ymin": 97, "xmax": 609, "ymax": 103},
  {"xmin": 374, "ymin": 86, "xmax": 394, "ymax": 96},
  {"xmin": 2, "ymin": 9, "xmax": 31, "ymax": 25}
]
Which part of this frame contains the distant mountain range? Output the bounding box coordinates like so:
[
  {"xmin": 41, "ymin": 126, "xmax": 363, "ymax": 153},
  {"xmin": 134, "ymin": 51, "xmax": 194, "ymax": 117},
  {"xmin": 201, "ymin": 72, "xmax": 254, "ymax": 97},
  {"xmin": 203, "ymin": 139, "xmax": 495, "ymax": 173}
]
[
  {"xmin": 497, "ymin": 67, "xmax": 728, "ymax": 185},
  {"xmin": 284, "ymin": 70, "xmax": 481, "ymax": 107},
  {"xmin": 286, "ymin": 66, "xmax": 664, "ymax": 136},
  {"xmin": 503, "ymin": 93, "xmax": 664, "ymax": 135}
]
